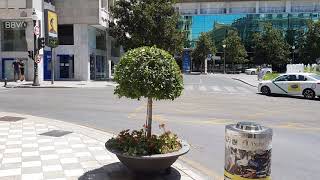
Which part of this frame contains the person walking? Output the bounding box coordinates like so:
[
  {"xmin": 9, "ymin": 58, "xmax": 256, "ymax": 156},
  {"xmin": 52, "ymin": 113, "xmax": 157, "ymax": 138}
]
[
  {"xmin": 18, "ymin": 59, "xmax": 25, "ymax": 81},
  {"xmin": 12, "ymin": 59, "xmax": 20, "ymax": 82}
]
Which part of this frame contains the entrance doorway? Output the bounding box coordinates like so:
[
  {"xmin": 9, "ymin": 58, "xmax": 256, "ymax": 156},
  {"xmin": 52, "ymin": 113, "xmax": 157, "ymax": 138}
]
[
  {"xmin": 90, "ymin": 54, "xmax": 107, "ymax": 80},
  {"xmin": 58, "ymin": 55, "xmax": 74, "ymax": 79}
]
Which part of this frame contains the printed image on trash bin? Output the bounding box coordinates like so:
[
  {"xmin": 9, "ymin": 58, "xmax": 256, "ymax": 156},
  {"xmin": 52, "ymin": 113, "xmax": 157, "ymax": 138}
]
[{"xmin": 225, "ymin": 146, "xmax": 271, "ymax": 179}]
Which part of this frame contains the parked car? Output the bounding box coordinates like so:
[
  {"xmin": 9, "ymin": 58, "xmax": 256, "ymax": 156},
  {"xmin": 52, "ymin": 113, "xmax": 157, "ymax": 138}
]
[
  {"xmin": 245, "ymin": 68, "xmax": 272, "ymax": 75},
  {"xmin": 258, "ymin": 73, "xmax": 320, "ymax": 99},
  {"xmin": 245, "ymin": 68, "xmax": 258, "ymax": 75}
]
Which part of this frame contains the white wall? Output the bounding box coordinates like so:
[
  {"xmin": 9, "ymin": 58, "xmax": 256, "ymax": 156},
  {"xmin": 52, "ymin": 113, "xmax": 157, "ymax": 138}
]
[
  {"xmin": 55, "ymin": 0, "xmax": 100, "ymax": 25},
  {"xmin": 0, "ymin": 0, "xmax": 26, "ymax": 8}
]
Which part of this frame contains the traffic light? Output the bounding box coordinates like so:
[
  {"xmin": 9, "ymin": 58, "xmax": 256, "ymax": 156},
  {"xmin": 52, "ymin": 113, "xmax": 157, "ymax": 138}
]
[
  {"xmin": 38, "ymin": 37, "xmax": 45, "ymax": 49},
  {"xmin": 28, "ymin": 51, "xmax": 34, "ymax": 59}
]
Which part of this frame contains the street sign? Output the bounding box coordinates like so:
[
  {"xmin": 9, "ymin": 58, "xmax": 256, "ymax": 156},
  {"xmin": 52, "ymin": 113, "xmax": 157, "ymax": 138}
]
[
  {"xmin": 35, "ymin": 55, "xmax": 41, "ymax": 63},
  {"xmin": 34, "ymin": 25, "xmax": 40, "ymax": 36}
]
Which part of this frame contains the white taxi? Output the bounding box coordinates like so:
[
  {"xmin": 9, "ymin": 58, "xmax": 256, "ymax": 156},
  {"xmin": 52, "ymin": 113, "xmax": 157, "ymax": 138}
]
[{"xmin": 258, "ymin": 73, "xmax": 320, "ymax": 99}]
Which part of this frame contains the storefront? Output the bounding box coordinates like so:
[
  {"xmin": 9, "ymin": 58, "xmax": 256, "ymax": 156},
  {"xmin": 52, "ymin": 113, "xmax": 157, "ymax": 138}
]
[{"xmin": 0, "ymin": 19, "xmax": 33, "ymax": 81}]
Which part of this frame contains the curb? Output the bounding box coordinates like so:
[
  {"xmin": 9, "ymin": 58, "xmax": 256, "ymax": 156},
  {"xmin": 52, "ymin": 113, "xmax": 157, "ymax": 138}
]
[
  {"xmin": 232, "ymin": 78, "xmax": 257, "ymax": 87},
  {"xmin": 4, "ymin": 84, "xmax": 117, "ymax": 89},
  {"xmin": 5, "ymin": 86, "xmax": 75, "ymax": 89}
]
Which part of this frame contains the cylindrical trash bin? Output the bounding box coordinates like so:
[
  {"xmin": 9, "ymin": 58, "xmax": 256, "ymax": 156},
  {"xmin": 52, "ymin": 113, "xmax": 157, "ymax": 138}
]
[{"xmin": 224, "ymin": 122, "xmax": 273, "ymax": 180}]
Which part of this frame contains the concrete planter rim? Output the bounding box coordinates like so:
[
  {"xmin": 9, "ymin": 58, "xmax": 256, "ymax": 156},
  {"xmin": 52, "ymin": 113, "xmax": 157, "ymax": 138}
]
[{"xmin": 105, "ymin": 140, "xmax": 190, "ymax": 159}]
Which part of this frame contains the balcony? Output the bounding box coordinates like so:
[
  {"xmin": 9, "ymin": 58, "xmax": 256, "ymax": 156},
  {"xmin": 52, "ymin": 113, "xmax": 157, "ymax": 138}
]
[
  {"xmin": 200, "ymin": 8, "xmax": 226, "ymax": 14},
  {"xmin": 179, "ymin": 9, "xmax": 198, "ymax": 15},
  {"xmin": 230, "ymin": 7, "xmax": 256, "ymax": 14},
  {"xmin": 259, "ymin": 7, "xmax": 285, "ymax": 13},
  {"xmin": 291, "ymin": 5, "xmax": 320, "ymax": 13}
]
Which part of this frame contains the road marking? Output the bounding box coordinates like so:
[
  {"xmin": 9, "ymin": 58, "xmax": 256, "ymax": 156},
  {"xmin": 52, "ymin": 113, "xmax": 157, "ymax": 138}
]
[
  {"xmin": 127, "ymin": 103, "xmax": 146, "ymax": 119},
  {"xmin": 199, "ymin": 86, "xmax": 207, "ymax": 91},
  {"xmin": 185, "ymin": 85, "xmax": 194, "ymax": 91},
  {"xmin": 223, "ymin": 86, "xmax": 237, "ymax": 93},
  {"xmin": 0, "ymin": 88, "xmax": 12, "ymax": 93},
  {"xmin": 235, "ymin": 86, "xmax": 251, "ymax": 93},
  {"xmin": 210, "ymin": 86, "xmax": 222, "ymax": 91},
  {"xmin": 180, "ymin": 156, "xmax": 224, "ymax": 180}
]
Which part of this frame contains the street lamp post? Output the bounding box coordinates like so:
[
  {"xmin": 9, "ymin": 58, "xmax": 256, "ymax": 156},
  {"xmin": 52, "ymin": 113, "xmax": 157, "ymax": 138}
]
[
  {"xmin": 222, "ymin": 44, "xmax": 226, "ymax": 74},
  {"xmin": 292, "ymin": 46, "xmax": 295, "ymax": 64},
  {"xmin": 32, "ymin": 10, "xmax": 40, "ymax": 86}
]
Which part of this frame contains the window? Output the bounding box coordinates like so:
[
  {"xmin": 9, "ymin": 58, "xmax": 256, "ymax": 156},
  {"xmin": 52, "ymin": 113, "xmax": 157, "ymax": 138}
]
[
  {"xmin": 58, "ymin": 25, "xmax": 74, "ymax": 45},
  {"xmin": 310, "ymin": 74, "xmax": 320, "ymax": 80},
  {"xmin": 298, "ymin": 75, "xmax": 306, "ymax": 81},
  {"xmin": 96, "ymin": 30, "xmax": 106, "ymax": 50},
  {"xmin": 111, "ymin": 40, "xmax": 120, "ymax": 57},
  {"xmin": 275, "ymin": 75, "xmax": 289, "ymax": 81},
  {"xmin": 288, "ymin": 75, "xmax": 297, "ymax": 81},
  {"xmin": 44, "ymin": 0, "xmax": 55, "ymax": 5},
  {"xmin": 1, "ymin": 21, "xmax": 27, "ymax": 51}
]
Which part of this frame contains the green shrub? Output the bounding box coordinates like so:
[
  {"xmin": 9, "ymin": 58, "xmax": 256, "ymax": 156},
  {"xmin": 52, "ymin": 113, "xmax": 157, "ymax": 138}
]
[
  {"xmin": 109, "ymin": 46, "xmax": 184, "ymax": 154},
  {"xmin": 114, "ymin": 46, "xmax": 183, "ymax": 101}
]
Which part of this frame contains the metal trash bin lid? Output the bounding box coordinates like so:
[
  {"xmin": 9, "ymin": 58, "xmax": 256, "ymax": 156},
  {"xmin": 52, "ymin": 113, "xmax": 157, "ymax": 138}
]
[{"xmin": 226, "ymin": 121, "xmax": 273, "ymax": 138}]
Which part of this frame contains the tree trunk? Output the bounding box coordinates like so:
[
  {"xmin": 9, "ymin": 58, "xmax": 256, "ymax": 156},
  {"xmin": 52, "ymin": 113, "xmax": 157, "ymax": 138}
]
[
  {"xmin": 146, "ymin": 97, "xmax": 153, "ymax": 138},
  {"xmin": 232, "ymin": 62, "xmax": 235, "ymax": 74}
]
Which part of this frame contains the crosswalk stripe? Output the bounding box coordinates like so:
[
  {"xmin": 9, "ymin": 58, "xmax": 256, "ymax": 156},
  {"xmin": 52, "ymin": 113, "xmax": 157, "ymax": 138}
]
[
  {"xmin": 210, "ymin": 86, "xmax": 222, "ymax": 91},
  {"xmin": 224, "ymin": 86, "xmax": 237, "ymax": 93},
  {"xmin": 184, "ymin": 85, "xmax": 253, "ymax": 94},
  {"xmin": 236, "ymin": 86, "xmax": 251, "ymax": 93},
  {"xmin": 199, "ymin": 86, "xmax": 207, "ymax": 91}
]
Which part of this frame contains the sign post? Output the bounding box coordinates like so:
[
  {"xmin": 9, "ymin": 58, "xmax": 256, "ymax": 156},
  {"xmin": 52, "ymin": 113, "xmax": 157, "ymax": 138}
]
[{"xmin": 51, "ymin": 48, "xmax": 55, "ymax": 84}]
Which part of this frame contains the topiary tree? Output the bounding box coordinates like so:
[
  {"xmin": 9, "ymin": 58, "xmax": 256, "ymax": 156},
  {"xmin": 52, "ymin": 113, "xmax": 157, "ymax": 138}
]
[{"xmin": 114, "ymin": 46, "xmax": 184, "ymax": 138}]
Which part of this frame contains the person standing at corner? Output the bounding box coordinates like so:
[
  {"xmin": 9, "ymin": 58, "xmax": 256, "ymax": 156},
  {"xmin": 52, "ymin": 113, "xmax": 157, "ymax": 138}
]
[
  {"xmin": 12, "ymin": 59, "xmax": 20, "ymax": 82},
  {"xmin": 19, "ymin": 59, "xmax": 25, "ymax": 82}
]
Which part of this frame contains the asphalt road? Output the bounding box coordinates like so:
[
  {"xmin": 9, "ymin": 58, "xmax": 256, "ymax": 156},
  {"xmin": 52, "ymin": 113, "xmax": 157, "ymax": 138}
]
[{"xmin": 0, "ymin": 75, "xmax": 319, "ymax": 180}]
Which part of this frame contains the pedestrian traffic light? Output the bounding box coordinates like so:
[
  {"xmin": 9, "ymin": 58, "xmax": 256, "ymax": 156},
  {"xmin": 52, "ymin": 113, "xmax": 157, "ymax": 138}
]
[
  {"xmin": 28, "ymin": 51, "xmax": 34, "ymax": 59},
  {"xmin": 38, "ymin": 37, "xmax": 45, "ymax": 49}
]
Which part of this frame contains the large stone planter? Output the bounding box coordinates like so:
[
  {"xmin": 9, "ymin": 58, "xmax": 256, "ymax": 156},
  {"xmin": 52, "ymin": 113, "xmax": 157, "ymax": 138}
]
[{"xmin": 105, "ymin": 140, "xmax": 190, "ymax": 173}]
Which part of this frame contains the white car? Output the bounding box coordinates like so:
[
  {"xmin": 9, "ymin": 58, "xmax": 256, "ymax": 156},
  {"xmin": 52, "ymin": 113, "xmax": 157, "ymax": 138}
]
[
  {"xmin": 258, "ymin": 73, "xmax": 320, "ymax": 99},
  {"xmin": 245, "ymin": 68, "xmax": 272, "ymax": 75}
]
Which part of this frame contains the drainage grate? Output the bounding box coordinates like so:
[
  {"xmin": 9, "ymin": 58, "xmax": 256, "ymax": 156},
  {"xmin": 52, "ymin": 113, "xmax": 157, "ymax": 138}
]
[
  {"xmin": 39, "ymin": 130, "xmax": 72, "ymax": 137},
  {"xmin": 0, "ymin": 116, "xmax": 25, "ymax": 122}
]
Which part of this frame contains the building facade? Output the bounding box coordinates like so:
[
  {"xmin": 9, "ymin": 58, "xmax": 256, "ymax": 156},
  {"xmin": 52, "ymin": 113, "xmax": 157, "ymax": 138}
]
[
  {"xmin": 0, "ymin": 0, "xmax": 120, "ymax": 82},
  {"xmin": 176, "ymin": 0, "xmax": 320, "ymax": 47},
  {"xmin": 176, "ymin": 0, "xmax": 320, "ymax": 72}
]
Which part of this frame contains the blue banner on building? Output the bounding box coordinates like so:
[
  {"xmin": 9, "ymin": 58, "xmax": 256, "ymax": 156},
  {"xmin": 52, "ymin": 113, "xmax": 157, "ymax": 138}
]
[
  {"xmin": 182, "ymin": 50, "xmax": 191, "ymax": 73},
  {"xmin": 43, "ymin": 50, "xmax": 52, "ymax": 80}
]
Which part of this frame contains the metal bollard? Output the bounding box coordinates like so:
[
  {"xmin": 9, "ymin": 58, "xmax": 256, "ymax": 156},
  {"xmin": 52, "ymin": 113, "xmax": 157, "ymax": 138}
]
[
  {"xmin": 3, "ymin": 78, "xmax": 7, "ymax": 87},
  {"xmin": 224, "ymin": 122, "xmax": 273, "ymax": 180}
]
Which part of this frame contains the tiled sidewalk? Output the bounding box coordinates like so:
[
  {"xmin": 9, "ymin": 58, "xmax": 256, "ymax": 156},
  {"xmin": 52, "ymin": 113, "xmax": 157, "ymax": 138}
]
[{"xmin": 0, "ymin": 112, "xmax": 207, "ymax": 180}]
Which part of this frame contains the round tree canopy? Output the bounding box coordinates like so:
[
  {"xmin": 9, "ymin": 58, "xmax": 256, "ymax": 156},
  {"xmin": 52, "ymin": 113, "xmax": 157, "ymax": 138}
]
[{"xmin": 114, "ymin": 46, "xmax": 184, "ymax": 100}]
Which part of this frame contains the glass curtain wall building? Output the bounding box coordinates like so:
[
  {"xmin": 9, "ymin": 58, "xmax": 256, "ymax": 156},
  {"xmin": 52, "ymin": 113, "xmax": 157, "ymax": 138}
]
[{"xmin": 176, "ymin": 0, "xmax": 320, "ymax": 71}]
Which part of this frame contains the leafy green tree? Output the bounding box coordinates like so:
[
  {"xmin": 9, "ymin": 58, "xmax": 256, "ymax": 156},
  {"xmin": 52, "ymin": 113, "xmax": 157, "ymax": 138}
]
[
  {"xmin": 298, "ymin": 20, "xmax": 320, "ymax": 64},
  {"xmin": 114, "ymin": 46, "xmax": 183, "ymax": 138},
  {"xmin": 191, "ymin": 32, "xmax": 216, "ymax": 72},
  {"xmin": 253, "ymin": 24, "xmax": 290, "ymax": 70},
  {"xmin": 223, "ymin": 30, "xmax": 248, "ymax": 68},
  {"xmin": 108, "ymin": 0, "xmax": 185, "ymax": 55}
]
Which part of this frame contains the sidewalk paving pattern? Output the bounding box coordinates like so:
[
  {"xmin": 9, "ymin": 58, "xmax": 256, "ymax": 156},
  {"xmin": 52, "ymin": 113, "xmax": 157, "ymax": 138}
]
[{"xmin": 0, "ymin": 112, "xmax": 206, "ymax": 180}]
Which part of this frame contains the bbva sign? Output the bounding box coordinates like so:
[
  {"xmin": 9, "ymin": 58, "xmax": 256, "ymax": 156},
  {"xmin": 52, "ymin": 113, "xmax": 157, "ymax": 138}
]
[{"xmin": 3, "ymin": 21, "xmax": 28, "ymax": 29}]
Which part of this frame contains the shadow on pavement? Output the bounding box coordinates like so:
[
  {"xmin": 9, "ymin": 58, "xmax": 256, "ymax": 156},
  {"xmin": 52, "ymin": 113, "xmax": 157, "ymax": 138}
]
[
  {"xmin": 257, "ymin": 93, "xmax": 320, "ymax": 101},
  {"xmin": 78, "ymin": 162, "xmax": 182, "ymax": 180}
]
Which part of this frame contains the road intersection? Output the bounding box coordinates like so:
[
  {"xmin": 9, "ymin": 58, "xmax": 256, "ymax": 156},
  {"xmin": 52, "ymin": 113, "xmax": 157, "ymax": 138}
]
[{"xmin": 0, "ymin": 75, "xmax": 319, "ymax": 179}]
